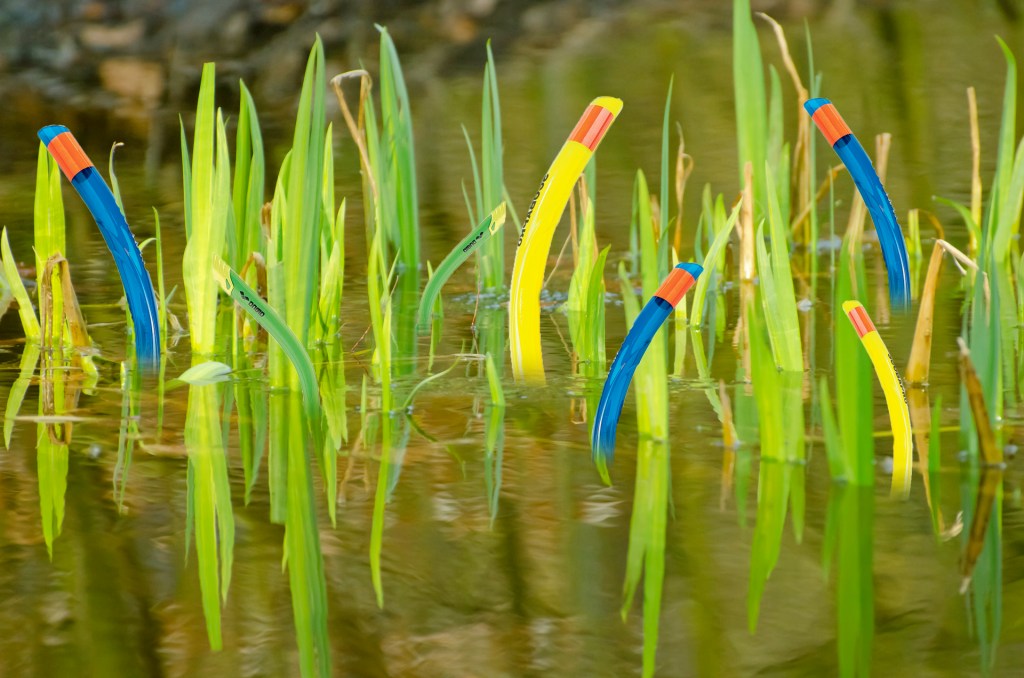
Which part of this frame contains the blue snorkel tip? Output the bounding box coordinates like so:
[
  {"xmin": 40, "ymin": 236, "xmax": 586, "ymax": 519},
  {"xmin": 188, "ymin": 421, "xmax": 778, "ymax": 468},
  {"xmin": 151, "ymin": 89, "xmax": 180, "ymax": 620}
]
[
  {"xmin": 675, "ymin": 262, "xmax": 703, "ymax": 279},
  {"xmin": 38, "ymin": 125, "xmax": 69, "ymax": 146},
  {"xmin": 803, "ymin": 97, "xmax": 831, "ymax": 116}
]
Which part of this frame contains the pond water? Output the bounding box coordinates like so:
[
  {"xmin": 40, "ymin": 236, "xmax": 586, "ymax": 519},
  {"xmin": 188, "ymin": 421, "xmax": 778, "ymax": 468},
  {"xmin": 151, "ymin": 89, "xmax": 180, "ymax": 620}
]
[{"xmin": 2, "ymin": 3, "xmax": 1024, "ymax": 676}]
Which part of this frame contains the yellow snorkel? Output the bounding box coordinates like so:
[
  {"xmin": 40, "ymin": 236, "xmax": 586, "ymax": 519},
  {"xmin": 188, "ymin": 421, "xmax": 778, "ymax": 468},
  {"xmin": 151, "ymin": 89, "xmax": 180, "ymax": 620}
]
[{"xmin": 509, "ymin": 96, "xmax": 623, "ymax": 383}]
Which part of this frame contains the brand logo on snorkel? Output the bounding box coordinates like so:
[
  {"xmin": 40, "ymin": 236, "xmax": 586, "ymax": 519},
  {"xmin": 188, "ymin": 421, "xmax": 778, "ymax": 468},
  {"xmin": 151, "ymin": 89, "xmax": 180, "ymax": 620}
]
[
  {"xmin": 462, "ymin": 229, "xmax": 485, "ymax": 253},
  {"xmin": 238, "ymin": 289, "xmax": 265, "ymax": 317},
  {"xmin": 517, "ymin": 173, "xmax": 548, "ymax": 247}
]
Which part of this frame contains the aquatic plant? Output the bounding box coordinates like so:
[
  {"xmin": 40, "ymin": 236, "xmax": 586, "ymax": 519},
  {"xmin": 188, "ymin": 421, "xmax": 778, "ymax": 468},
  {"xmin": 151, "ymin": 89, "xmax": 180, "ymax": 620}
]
[
  {"xmin": 565, "ymin": 166, "xmax": 609, "ymax": 416},
  {"xmin": 214, "ymin": 259, "xmax": 322, "ymax": 448},
  {"xmin": 462, "ymin": 41, "xmax": 506, "ymax": 291},
  {"xmin": 184, "ymin": 378, "xmax": 234, "ymax": 651},
  {"xmin": 756, "ymin": 167, "xmax": 802, "ymax": 371},
  {"xmin": 181, "ymin": 62, "xmax": 231, "ymax": 357},
  {"xmin": 733, "ymin": 0, "xmax": 767, "ymax": 217},
  {"xmin": 746, "ymin": 300, "xmax": 805, "ymax": 631},
  {"xmin": 230, "ymin": 82, "xmax": 265, "ymax": 272}
]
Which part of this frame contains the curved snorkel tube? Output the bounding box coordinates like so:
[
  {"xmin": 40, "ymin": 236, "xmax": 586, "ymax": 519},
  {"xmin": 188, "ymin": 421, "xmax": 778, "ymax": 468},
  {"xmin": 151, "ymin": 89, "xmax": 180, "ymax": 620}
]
[
  {"xmin": 804, "ymin": 98, "xmax": 911, "ymax": 309},
  {"xmin": 509, "ymin": 96, "xmax": 622, "ymax": 384},
  {"xmin": 38, "ymin": 125, "xmax": 161, "ymax": 363},
  {"xmin": 591, "ymin": 262, "xmax": 703, "ymax": 468},
  {"xmin": 416, "ymin": 202, "xmax": 506, "ymax": 336},
  {"xmin": 842, "ymin": 300, "xmax": 912, "ymax": 498}
]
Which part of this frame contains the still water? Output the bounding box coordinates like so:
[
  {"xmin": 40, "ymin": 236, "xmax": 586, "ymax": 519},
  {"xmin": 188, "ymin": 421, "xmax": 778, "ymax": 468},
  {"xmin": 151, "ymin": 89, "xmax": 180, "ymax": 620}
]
[{"xmin": 2, "ymin": 3, "xmax": 1024, "ymax": 676}]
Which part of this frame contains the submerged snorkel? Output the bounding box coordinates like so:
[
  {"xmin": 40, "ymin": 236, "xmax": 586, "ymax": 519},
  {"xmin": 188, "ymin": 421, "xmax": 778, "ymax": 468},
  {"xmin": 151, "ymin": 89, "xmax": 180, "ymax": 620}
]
[
  {"xmin": 591, "ymin": 262, "xmax": 703, "ymax": 467},
  {"xmin": 38, "ymin": 125, "xmax": 161, "ymax": 363},
  {"xmin": 804, "ymin": 98, "xmax": 912, "ymax": 309}
]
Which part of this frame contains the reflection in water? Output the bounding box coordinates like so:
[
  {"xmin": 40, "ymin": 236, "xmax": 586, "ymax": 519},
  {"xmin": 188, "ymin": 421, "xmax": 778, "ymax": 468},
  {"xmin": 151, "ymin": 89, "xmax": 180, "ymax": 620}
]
[
  {"xmin": 824, "ymin": 484, "xmax": 874, "ymax": 678},
  {"xmin": 114, "ymin": 361, "xmax": 141, "ymax": 510},
  {"xmin": 746, "ymin": 375, "xmax": 805, "ymax": 630},
  {"xmin": 184, "ymin": 374, "xmax": 235, "ymax": 650},
  {"xmin": 484, "ymin": 398, "xmax": 505, "ymax": 526},
  {"xmin": 622, "ymin": 436, "xmax": 670, "ymax": 678},
  {"xmin": 233, "ymin": 349, "xmax": 269, "ymax": 504},
  {"xmin": 37, "ymin": 350, "xmax": 79, "ymax": 557},
  {"xmin": 961, "ymin": 463, "xmax": 1003, "ymax": 674},
  {"xmin": 3, "ymin": 345, "xmax": 39, "ymax": 449}
]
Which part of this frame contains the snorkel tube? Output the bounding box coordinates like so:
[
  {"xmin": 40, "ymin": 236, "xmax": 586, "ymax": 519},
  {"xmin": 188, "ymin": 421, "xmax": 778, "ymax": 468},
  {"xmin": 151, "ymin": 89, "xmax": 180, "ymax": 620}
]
[
  {"xmin": 509, "ymin": 96, "xmax": 622, "ymax": 383},
  {"xmin": 842, "ymin": 300, "xmax": 912, "ymax": 497},
  {"xmin": 804, "ymin": 98, "xmax": 912, "ymax": 309},
  {"xmin": 38, "ymin": 125, "xmax": 161, "ymax": 363},
  {"xmin": 416, "ymin": 203, "xmax": 506, "ymax": 336},
  {"xmin": 591, "ymin": 262, "xmax": 702, "ymax": 466}
]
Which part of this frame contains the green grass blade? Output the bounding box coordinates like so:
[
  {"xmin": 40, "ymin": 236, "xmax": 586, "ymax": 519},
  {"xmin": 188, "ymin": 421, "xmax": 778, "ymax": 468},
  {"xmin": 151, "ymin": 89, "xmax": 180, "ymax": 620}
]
[
  {"xmin": 689, "ymin": 202, "xmax": 741, "ymax": 329},
  {"xmin": 184, "ymin": 379, "xmax": 234, "ymax": 650},
  {"xmin": 819, "ymin": 376, "xmax": 846, "ymax": 481},
  {"xmin": 733, "ymin": 0, "xmax": 768, "ymax": 216},
  {"xmin": 182, "ymin": 63, "xmax": 228, "ymax": 355},
  {"xmin": 1, "ymin": 227, "xmax": 40, "ymax": 340}
]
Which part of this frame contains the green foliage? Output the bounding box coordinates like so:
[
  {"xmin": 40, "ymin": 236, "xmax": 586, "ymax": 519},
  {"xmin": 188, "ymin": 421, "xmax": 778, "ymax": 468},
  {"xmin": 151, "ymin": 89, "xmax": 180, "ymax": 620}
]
[
  {"xmin": 232, "ymin": 81, "xmax": 266, "ymax": 269},
  {"xmin": 184, "ymin": 380, "xmax": 235, "ymax": 651},
  {"xmin": 566, "ymin": 181, "xmax": 608, "ymax": 377},
  {"xmin": 616, "ymin": 171, "xmax": 678, "ymax": 673},
  {"xmin": 0, "ymin": 228, "xmax": 39, "ymax": 340},
  {"xmin": 368, "ymin": 229, "xmax": 394, "ymax": 608},
  {"xmin": 3, "ymin": 346, "xmax": 39, "ymax": 448},
  {"xmin": 376, "ymin": 26, "xmax": 420, "ymax": 275},
  {"xmin": 756, "ymin": 167, "xmax": 802, "ymax": 371},
  {"xmin": 689, "ymin": 200, "xmax": 741, "ymax": 329},
  {"xmin": 835, "ymin": 244, "xmax": 874, "ymax": 484},
  {"xmin": 179, "ymin": 361, "xmax": 232, "ymax": 385},
  {"xmin": 627, "ymin": 170, "xmax": 669, "ymax": 439},
  {"xmin": 282, "ymin": 388, "xmax": 332, "ymax": 678},
  {"xmin": 928, "ymin": 396, "xmax": 943, "ymax": 536},
  {"xmin": 277, "ymin": 37, "xmax": 327, "ymax": 349},
  {"xmin": 620, "ymin": 438, "xmax": 670, "ymax": 678},
  {"xmin": 819, "ymin": 376, "xmax": 846, "ymax": 481},
  {"xmin": 733, "ymin": 0, "xmax": 768, "ymax": 215},
  {"xmin": 182, "ymin": 63, "xmax": 232, "ymax": 355},
  {"xmin": 34, "ymin": 143, "xmax": 66, "ymax": 346},
  {"xmin": 984, "ymin": 39, "xmax": 1021, "ymax": 263},
  {"xmin": 462, "ymin": 41, "xmax": 505, "ymax": 289},
  {"xmin": 825, "ymin": 485, "xmax": 875, "ymax": 678},
  {"xmin": 657, "ymin": 77, "xmax": 673, "ymax": 279},
  {"xmin": 747, "ymin": 303, "xmax": 805, "ymax": 631}
]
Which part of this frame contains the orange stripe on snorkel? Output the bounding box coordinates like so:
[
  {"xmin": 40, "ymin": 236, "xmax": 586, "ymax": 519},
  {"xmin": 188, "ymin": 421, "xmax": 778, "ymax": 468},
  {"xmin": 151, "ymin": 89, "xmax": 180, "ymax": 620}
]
[
  {"xmin": 45, "ymin": 131, "xmax": 93, "ymax": 181},
  {"xmin": 569, "ymin": 104, "xmax": 615, "ymax": 151},
  {"xmin": 810, "ymin": 103, "xmax": 852, "ymax": 146},
  {"xmin": 846, "ymin": 304, "xmax": 876, "ymax": 338},
  {"xmin": 653, "ymin": 268, "xmax": 695, "ymax": 308}
]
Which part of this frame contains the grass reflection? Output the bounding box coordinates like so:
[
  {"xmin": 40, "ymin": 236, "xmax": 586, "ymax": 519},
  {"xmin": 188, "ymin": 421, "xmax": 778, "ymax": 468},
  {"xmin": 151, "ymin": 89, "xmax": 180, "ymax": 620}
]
[
  {"xmin": 824, "ymin": 484, "xmax": 874, "ymax": 678},
  {"xmin": 621, "ymin": 436, "xmax": 670, "ymax": 678},
  {"xmin": 184, "ymin": 374, "xmax": 234, "ymax": 650},
  {"xmin": 747, "ymin": 297, "xmax": 804, "ymax": 632}
]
